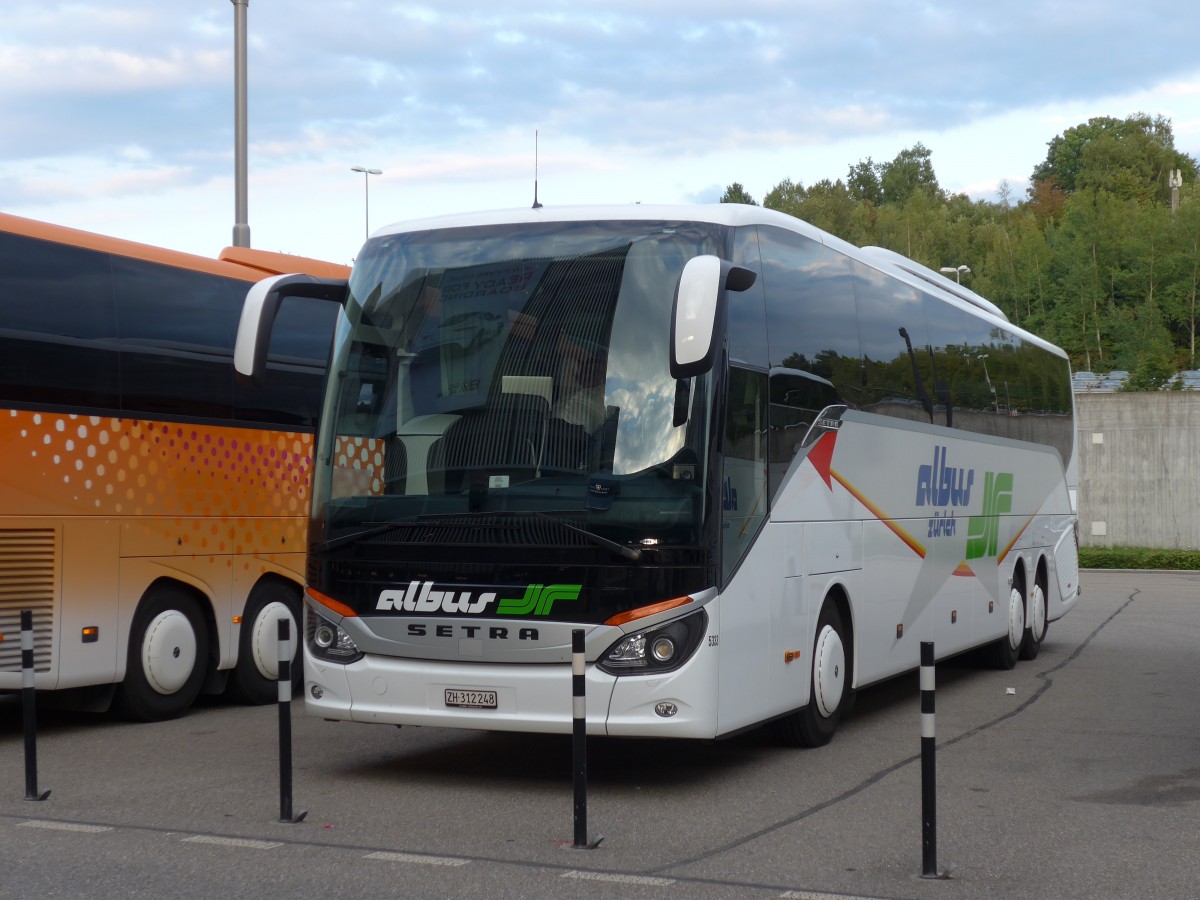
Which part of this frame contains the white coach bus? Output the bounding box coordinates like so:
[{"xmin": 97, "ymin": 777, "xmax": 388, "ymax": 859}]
[{"xmin": 236, "ymin": 204, "xmax": 1079, "ymax": 746}]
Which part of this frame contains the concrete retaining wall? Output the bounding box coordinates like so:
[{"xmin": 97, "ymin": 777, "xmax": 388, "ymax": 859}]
[{"xmin": 1075, "ymin": 393, "xmax": 1200, "ymax": 549}]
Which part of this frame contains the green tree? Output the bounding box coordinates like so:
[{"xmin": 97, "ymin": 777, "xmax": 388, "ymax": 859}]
[
  {"xmin": 1031, "ymin": 113, "xmax": 1198, "ymax": 202},
  {"xmin": 762, "ymin": 178, "xmax": 857, "ymax": 240},
  {"xmin": 879, "ymin": 143, "xmax": 942, "ymax": 205},
  {"xmin": 847, "ymin": 158, "xmax": 883, "ymax": 205},
  {"xmin": 720, "ymin": 182, "xmax": 757, "ymax": 205},
  {"xmin": 807, "ymin": 179, "xmax": 859, "ymax": 241}
]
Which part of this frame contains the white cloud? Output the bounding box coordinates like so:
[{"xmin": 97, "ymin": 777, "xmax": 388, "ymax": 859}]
[{"xmin": 0, "ymin": 0, "xmax": 1198, "ymax": 261}]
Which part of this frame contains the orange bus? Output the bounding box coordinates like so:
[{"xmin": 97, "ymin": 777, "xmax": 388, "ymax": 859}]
[{"xmin": 0, "ymin": 213, "xmax": 346, "ymax": 719}]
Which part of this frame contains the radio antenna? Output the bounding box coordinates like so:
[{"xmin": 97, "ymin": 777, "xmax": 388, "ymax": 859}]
[{"xmin": 532, "ymin": 130, "xmax": 543, "ymax": 209}]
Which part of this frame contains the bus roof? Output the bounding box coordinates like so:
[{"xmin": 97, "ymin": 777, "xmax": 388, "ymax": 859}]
[
  {"xmin": 372, "ymin": 202, "xmax": 815, "ymax": 239},
  {"xmin": 218, "ymin": 245, "xmax": 352, "ymax": 280},
  {"xmin": 0, "ymin": 211, "xmax": 350, "ymax": 282}
]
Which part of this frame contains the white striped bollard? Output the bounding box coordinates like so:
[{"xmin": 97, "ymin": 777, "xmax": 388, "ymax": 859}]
[
  {"xmin": 919, "ymin": 640, "xmax": 955, "ymax": 879},
  {"xmin": 21, "ymin": 610, "xmax": 50, "ymax": 801},
  {"xmin": 570, "ymin": 628, "xmax": 601, "ymax": 849},
  {"xmin": 920, "ymin": 641, "xmax": 937, "ymax": 877},
  {"xmin": 277, "ymin": 617, "xmax": 306, "ymax": 824}
]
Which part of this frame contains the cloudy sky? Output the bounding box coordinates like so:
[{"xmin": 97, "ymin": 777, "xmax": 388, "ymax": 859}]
[{"xmin": 3, "ymin": 1, "xmax": 1200, "ymax": 266}]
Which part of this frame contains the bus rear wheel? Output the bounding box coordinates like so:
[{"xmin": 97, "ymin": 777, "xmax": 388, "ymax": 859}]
[
  {"xmin": 115, "ymin": 586, "xmax": 209, "ymax": 721},
  {"xmin": 1019, "ymin": 578, "xmax": 1048, "ymax": 660},
  {"xmin": 774, "ymin": 602, "xmax": 849, "ymax": 748},
  {"xmin": 227, "ymin": 581, "xmax": 301, "ymax": 705}
]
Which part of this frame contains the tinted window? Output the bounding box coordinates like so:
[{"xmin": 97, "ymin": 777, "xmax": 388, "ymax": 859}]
[
  {"xmin": 921, "ymin": 293, "xmax": 975, "ymax": 429},
  {"xmin": 113, "ymin": 257, "xmax": 238, "ymax": 419},
  {"xmin": 0, "ymin": 229, "xmax": 332, "ymax": 430},
  {"xmin": 727, "ymin": 227, "xmax": 768, "ymax": 368},
  {"xmin": 722, "ymin": 366, "xmax": 767, "ymax": 583},
  {"xmin": 852, "ymin": 260, "xmax": 932, "ymax": 423},
  {"xmin": 0, "ymin": 232, "xmax": 121, "ymax": 408},
  {"xmin": 757, "ymin": 226, "xmax": 861, "ymax": 402},
  {"xmin": 853, "ymin": 274, "xmax": 1074, "ymax": 456}
]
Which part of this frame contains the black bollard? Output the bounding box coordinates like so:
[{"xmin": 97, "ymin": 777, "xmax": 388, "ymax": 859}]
[
  {"xmin": 920, "ymin": 641, "xmax": 937, "ymax": 877},
  {"xmin": 21, "ymin": 610, "xmax": 50, "ymax": 801},
  {"xmin": 918, "ymin": 641, "xmax": 955, "ymax": 879},
  {"xmin": 569, "ymin": 628, "xmax": 601, "ymax": 849},
  {"xmin": 276, "ymin": 617, "xmax": 306, "ymax": 824}
]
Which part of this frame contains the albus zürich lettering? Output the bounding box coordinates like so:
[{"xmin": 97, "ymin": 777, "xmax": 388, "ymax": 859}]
[{"xmin": 915, "ymin": 445, "xmax": 974, "ymax": 538}]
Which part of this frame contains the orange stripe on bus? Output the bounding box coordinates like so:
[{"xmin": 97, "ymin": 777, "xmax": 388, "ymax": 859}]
[{"xmin": 830, "ymin": 467, "xmax": 928, "ymax": 559}]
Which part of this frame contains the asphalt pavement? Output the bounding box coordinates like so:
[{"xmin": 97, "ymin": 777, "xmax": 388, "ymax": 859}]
[{"xmin": 1, "ymin": 570, "xmax": 1198, "ymax": 899}]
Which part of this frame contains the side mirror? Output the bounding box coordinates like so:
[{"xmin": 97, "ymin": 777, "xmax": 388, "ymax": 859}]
[
  {"xmin": 669, "ymin": 255, "xmax": 756, "ymax": 380},
  {"xmin": 235, "ymin": 273, "xmax": 349, "ymax": 383}
]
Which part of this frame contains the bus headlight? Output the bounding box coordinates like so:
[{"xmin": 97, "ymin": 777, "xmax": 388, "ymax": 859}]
[
  {"xmin": 305, "ymin": 607, "xmax": 363, "ymax": 664},
  {"xmin": 651, "ymin": 635, "xmax": 676, "ymax": 662},
  {"xmin": 598, "ymin": 609, "xmax": 707, "ymax": 676},
  {"xmin": 313, "ymin": 623, "xmax": 337, "ymax": 649}
]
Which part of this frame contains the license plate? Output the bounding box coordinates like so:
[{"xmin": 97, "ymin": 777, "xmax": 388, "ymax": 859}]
[{"xmin": 444, "ymin": 689, "xmax": 498, "ymax": 709}]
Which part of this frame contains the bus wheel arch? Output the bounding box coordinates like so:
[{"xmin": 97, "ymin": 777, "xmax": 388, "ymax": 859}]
[
  {"xmin": 115, "ymin": 580, "xmax": 214, "ymax": 721},
  {"xmin": 774, "ymin": 588, "xmax": 853, "ymax": 748},
  {"xmin": 227, "ymin": 576, "xmax": 303, "ymax": 705},
  {"xmin": 1020, "ymin": 557, "xmax": 1049, "ymax": 660}
]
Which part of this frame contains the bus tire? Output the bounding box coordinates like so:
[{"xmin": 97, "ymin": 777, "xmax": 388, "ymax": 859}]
[
  {"xmin": 774, "ymin": 602, "xmax": 848, "ymax": 748},
  {"xmin": 227, "ymin": 581, "xmax": 302, "ymax": 705},
  {"xmin": 1019, "ymin": 577, "xmax": 1048, "ymax": 661},
  {"xmin": 989, "ymin": 583, "xmax": 1024, "ymax": 670},
  {"xmin": 115, "ymin": 586, "xmax": 209, "ymax": 721}
]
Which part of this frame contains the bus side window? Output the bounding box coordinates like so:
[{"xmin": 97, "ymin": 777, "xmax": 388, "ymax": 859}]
[
  {"xmin": 112, "ymin": 257, "xmax": 236, "ymax": 420},
  {"xmin": 0, "ymin": 231, "xmax": 121, "ymax": 410},
  {"xmin": 721, "ymin": 366, "xmax": 768, "ymax": 585}
]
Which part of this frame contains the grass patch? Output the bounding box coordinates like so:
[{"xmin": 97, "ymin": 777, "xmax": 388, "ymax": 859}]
[{"xmin": 1080, "ymin": 546, "xmax": 1200, "ymax": 570}]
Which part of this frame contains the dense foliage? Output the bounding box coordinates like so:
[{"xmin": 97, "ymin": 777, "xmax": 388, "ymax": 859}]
[{"xmin": 724, "ymin": 114, "xmax": 1200, "ymax": 386}]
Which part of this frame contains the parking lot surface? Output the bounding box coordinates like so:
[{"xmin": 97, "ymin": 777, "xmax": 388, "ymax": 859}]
[{"xmin": 2, "ymin": 570, "xmax": 1198, "ymax": 899}]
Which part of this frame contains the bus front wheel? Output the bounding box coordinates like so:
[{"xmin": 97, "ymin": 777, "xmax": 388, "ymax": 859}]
[
  {"xmin": 116, "ymin": 586, "xmax": 209, "ymax": 721},
  {"xmin": 774, "ymin": 602, "xmax": 849, "ymax": 748},
  {"xmin": 227, "ymin": 581, "xmax": 301, "ymax": 705},
  {"xmin": 989, "ymin": 583, "xmax": 1025, "ymax": 670}
]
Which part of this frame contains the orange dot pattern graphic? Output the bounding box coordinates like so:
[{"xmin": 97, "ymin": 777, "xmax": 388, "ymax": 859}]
[
  {"xmin": 331, "ymin": 436, "xmax": 386, "ymax": 498},
  {"xmin": 3, "ymin": 409, "xmax": 314, "ymax": 559}
]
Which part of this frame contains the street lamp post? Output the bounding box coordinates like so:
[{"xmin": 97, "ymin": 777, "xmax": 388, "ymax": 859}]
[
  {"xmin": 940, "ymin": 264, "xmax": 971, "ymax": 284},
  {"xmin": 231, "ymin": 0, "xmax": 250, "ymax": 248},
  {"xmin": 351, "ymin": 166, "xmax": 382, "ymax": 241}
]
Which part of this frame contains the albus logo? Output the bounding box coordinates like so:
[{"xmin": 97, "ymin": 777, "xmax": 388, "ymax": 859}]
[
  {"xmin": 377, "ymin": 582, "xmax": 497, "ymax": 614},
  {"xmin": 915, "ymin": 445, "xmax": 974, "ymax": 509}
]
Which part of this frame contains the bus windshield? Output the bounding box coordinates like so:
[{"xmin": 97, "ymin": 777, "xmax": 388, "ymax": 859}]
[{"xmin": 315, "ymin": 218, "xmax": 727, "ymax": 549}]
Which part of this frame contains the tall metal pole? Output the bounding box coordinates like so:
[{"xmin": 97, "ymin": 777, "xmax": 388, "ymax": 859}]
[{"xmin": 231, "ymin": 0, "xmax": 251, "ymax": 248}]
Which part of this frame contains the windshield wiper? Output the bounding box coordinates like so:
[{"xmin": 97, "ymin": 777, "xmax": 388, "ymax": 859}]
[
  {"xmin": 415, "ymin": 509, "xmax": 642, "ymax": 562},
  {"xmin": 310, "ymin": 521, "xmax": 412, "ymax": 555},
  {"xmin": 526, "ymin": 509, "xmax": 642, "ymax": 561}
]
